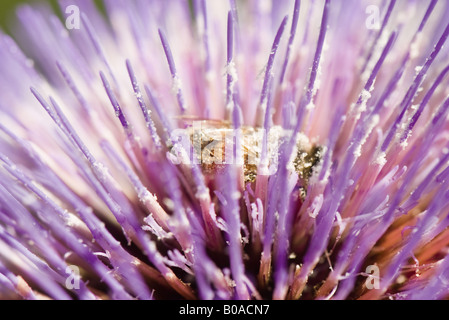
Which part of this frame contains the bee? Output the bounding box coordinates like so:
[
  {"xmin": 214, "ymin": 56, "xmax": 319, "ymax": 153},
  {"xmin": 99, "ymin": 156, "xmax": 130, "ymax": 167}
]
[{"xmin": 171, "ymin": 117, "xmax": 322, "ymax": 191}]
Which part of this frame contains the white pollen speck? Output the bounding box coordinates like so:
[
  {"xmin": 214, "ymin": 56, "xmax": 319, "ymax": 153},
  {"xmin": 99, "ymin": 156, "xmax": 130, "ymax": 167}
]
[
  {"xmin": 361, "ymin": 89, "xmax": 372, "ymax": 101},
  {"xmin": 308, "ymin": 194, "xmax": 323, "ymax": 218},
  {"xmin": 400, "ymin": 136, "xmax": 409, "ymax": 149},
  {"xmin": 305, "ymin": 101, "xmax": 315, "ymax": 110},
  {"xmin": 353, "ymin": 145, "xmax": 362, "ymax": 158},
  {"xmin": 163, "ymin": 198, "xmax": 175, "ymax": 211},
  {"xmin": 375, "ymin": 152, "xmax": 387, "ymax": 166},
  {"xmin": 172, "ymin": 75, "xmax": 182, "ymax": 94}
]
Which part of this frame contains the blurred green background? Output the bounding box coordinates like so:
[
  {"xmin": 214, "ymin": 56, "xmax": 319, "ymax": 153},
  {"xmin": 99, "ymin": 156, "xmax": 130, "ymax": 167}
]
[
  {"xmin": 0, "ymin": 0, "xmax": 59, "ymax": 32},
  {"xmin": 0, "ymin": 0, "xmax": 106, "ymax": 33},
  {"xmin": 0, "ymin": 0, "xmax": 194, "ymax": 33},
  {"xmin": 0, "ymin": 0, "xmax": 31, "ymax": 29}
]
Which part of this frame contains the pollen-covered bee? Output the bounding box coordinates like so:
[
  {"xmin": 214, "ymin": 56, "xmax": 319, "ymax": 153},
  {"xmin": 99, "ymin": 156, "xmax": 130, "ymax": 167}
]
[{"xmin": 169, "ymin": 118, "xmax": 322, "ymax": 192}]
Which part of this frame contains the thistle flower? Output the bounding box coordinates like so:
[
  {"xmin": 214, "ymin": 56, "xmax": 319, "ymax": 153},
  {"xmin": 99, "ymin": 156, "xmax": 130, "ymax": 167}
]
[{"xmin": 1, "ymin": 0, "xmax": 449, "ymax": 301}]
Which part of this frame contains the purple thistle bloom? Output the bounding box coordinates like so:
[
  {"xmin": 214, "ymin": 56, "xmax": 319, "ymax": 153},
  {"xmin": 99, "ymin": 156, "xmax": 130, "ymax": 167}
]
[{"xmin": 1, "ymin": 0, "xmax": 449, "ymax": 300}]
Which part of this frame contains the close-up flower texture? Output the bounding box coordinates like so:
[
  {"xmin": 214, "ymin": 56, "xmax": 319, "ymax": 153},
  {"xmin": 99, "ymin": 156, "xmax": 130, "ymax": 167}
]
[{"xmin": 1, "ymin": 0, "xmax": 449, "ymax": 300}]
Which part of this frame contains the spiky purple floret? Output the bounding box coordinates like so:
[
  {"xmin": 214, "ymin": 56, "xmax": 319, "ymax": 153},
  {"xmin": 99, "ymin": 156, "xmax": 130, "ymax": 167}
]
[{"xmin": 2, "ymin": 0, "xmax": 449, "ymax": 301}]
